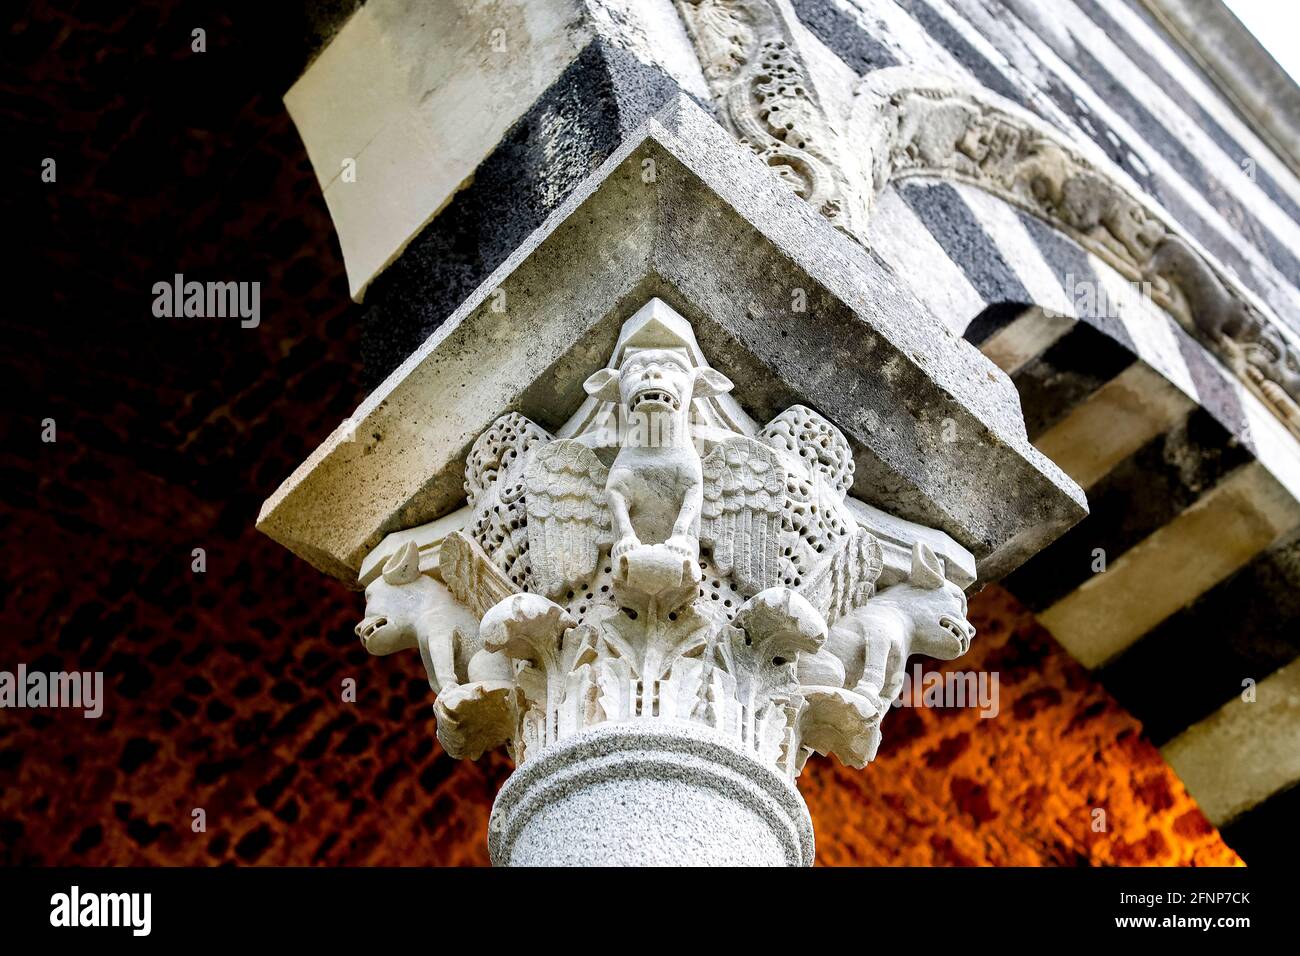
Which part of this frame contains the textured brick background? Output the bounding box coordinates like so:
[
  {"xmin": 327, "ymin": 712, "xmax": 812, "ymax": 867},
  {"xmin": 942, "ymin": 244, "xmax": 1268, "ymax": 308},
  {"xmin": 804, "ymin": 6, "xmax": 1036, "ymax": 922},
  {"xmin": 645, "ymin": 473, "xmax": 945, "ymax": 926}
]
[{"xmin": 0, "ymin": 0, "xmax": 1238, "ymax": 866}]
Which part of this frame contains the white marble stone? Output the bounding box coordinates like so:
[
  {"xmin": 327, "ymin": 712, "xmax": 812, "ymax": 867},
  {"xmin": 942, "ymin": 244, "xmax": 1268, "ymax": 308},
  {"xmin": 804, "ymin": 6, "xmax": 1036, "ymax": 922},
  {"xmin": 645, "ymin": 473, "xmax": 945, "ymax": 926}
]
[
  {"xmin": 344, "ymin": 298, "xmax": 992, "ymax": 865},
  {"xmin": 285, "ymin": 0, "xmax": 707, "ymax": 300}
]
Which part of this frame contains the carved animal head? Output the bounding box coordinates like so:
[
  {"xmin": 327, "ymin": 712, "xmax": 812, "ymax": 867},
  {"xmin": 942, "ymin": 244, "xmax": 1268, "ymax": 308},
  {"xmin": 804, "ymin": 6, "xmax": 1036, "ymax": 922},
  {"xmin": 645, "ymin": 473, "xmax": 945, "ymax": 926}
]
[
  {"xmin": 879, "ymin": 541, "xmax": 975, "ymax": 660},
  {"xmin": 1244, "ymin": 327, "xmax": 1300, "ymax": 397},
  {"xmin": 356, "ymin": 541, "xmax": 437, "ymax": 656},
  {"xmin": 1021, "ymin": 140, "xmax": 1071, "ymax": 205},
  {"xmin": 1283, "ymin": 349, "xmax": 1300, "ymax": 396},
  {"xmin": 584, "ymin": 347, "xmax": 732, "ymax": 418}
]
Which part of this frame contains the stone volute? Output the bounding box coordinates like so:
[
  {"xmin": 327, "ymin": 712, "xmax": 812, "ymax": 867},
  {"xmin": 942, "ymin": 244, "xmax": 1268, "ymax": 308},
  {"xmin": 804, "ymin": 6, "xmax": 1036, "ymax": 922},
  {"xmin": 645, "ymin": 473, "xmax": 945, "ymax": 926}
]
[{"xmin": 258, "ymin": 96, "xmax": 1085, "ymax": 867}]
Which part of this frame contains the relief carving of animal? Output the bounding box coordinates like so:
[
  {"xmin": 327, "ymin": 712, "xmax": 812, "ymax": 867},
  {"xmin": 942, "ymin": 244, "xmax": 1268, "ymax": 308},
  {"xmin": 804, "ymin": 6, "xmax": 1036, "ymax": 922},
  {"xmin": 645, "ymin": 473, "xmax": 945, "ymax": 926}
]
[
  {"xmin": 355, "ymin": 541, "xmax": 509, "ymax": 693},
  {"xmin": 1147, "ymin": 234, "xmax": 1253, "ymax": 342},
  {"xmin": 524, "ymin": 341, "xmax": 785, "ymax": 605},
  {"xmin": 1058, "ymin": 173, "xmax": 1164, "ymax": 264},
  {"xmin": 804, "ymin": 541, "xmax": 975, "ymax": 707}
]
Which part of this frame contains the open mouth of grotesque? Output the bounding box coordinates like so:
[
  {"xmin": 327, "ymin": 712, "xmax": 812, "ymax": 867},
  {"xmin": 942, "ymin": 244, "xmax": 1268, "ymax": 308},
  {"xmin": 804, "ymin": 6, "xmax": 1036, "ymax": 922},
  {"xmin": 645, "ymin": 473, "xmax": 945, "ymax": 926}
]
[
  {"xmin": 631, "ymin": 388, "xmax": 680, "ymax": 412},
  {"xmin": 356, "ymin": 616, "xmax": 388, "ymax": 642},
  {"xmin": 939, "ymin": 616, "xmax": 969, "ymax": 646}
]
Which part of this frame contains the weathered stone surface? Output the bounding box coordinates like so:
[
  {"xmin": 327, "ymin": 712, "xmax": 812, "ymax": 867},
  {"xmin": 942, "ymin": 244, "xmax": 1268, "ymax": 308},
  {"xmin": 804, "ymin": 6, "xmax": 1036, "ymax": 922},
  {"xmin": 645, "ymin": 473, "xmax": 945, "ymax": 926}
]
[
  {"xmin": 1099, "ymin": 530, "xmax": 1300, "ymax": 745},
  {"xmin": 1036, "ymin": 461, "xmax": 1299, "ymax": 669},
  {"xmin": 285, "ymin": 0, "xmax": 707, "ymax": 300},
  {"xmin": 1006, "ymin": 407, "xmax": 1253, "ymax": 613},
  {"xmin": 674, "ymin": 0, "xmax": 867, "ymax": 239},
  {"xmin": 848, "ymin": 68, "xmax": 1300, "ymax": 438},
  {"xmin": 1161, "ymin": 656, "xmax": 1300, "ymax": 827},
  {"xmin": 257, "ymin": 94, "xmax": 1086, "ymax": 585},
  {"xmin": 359, "ymin": 37, "xmax": 699, "ymax": 387},
  {"xmin": 1031, "ymin": 363, "xmax": 1196, "ymax": 491}
]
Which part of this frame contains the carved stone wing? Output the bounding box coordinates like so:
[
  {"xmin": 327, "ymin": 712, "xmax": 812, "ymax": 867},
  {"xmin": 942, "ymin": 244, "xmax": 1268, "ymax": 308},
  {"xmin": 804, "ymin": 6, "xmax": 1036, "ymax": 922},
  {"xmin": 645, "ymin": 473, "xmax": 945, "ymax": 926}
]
[
  {"xmin": 808, "ymin": 526, "xmax": 884, "ymax": 627},
  {"xmin": 524, "ymin": 440, "xmax": 611, "ymax": 600},
  {"xmin": 758, "ymin": 405, "xmax": 855, "ymax": 500},
  {"xmin": 439, "ymin": 530, "xmax": 518, "ymax": 619},
  {"xmin": 701, "ymin": 436, "xmax": 786, "ymax": 596}
]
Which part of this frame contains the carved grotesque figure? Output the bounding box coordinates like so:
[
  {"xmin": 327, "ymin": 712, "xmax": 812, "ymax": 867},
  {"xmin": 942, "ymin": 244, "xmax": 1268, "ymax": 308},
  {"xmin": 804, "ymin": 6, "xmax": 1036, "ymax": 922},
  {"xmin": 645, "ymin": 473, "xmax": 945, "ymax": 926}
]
[
  {"xmin": 814, "ymin": 541, "xmax": 975, "ymax": 709},
  {"xmin": 356, "ymin": 542, "xmax": 436, "ymax": 655},
  {"xmin": 580, "ymin": 344, "xmax": 732, "ymax": 594},
  {"xmin": 355, "ymin": 300, "xmax": 977, "ymax": 777},
  {"xmin": 355, "ymin": 540, "xmax": 501, "ymax": 693},
  {"xmin": 523, "ymin": 317, "xmax": 793, "ymax": 613}
]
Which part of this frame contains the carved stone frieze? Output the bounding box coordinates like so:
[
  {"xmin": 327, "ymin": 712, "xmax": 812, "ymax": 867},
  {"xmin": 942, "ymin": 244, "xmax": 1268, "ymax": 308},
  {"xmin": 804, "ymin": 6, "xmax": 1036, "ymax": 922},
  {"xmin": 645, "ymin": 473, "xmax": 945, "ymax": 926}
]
[
  {"xmin": 356, "ymin": 299, "xmax": 978, "ymax": 780},
  {"xmin": 671, "ymin": 5, "xmax": 1298, "ymax": 439},
  {"xmin": 675, "ymin": 0, "xmax": 862, "ymax": 237},
  {"xmin": 850, "ymin": 68, "xmax": 1300, "ymax": 438}
]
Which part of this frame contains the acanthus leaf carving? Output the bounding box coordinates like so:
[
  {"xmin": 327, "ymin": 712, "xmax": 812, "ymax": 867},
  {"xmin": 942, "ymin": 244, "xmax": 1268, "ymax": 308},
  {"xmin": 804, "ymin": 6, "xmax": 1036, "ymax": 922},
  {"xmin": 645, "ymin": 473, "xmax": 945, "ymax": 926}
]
[
  {"xmin": 433, "ymin": 679, "xmax": 517, "ymax": 762},
  {"xmin": 480, "ymin": 593, "xmax": 599, "ymax": 758},
  {"xmin": 719, "ymin": 587, "xmax": 826, "ymax": 772},
  {"xmin": 798, "ymin": 686, "xmax": 881, "ymax": 770}
]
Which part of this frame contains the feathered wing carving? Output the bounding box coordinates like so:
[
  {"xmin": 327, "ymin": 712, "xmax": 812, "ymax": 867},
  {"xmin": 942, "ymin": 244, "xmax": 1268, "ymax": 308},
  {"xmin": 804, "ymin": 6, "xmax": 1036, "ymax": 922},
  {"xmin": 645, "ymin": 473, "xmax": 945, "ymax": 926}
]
[
  {"xmin": 798, "ymin": 525, "xmax": 884, "ymax": 626},
  {"xmin": 464, "ymin": 413, "xmax": 553, "ymax": 588},
  {"xmin": 524, "ymin": 440, "xmax": 611, "ymax": 599},
  {"xmin": 758, "ymin": 404, "xmax": 854, "ymax": 500},
  {"xmin": 439, "ymin": 530, "xmax": 519, "ymax": 619},
  {"xmin": 701, "ymin": 436, "xmax": 787, "ymax": 597}
]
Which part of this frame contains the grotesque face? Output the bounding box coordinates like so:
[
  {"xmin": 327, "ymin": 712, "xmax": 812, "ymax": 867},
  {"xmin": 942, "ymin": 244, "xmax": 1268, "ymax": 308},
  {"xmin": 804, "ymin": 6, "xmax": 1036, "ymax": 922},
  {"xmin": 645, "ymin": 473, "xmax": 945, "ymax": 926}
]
[
  {"xmin": 355, "ymin": 541, "xmax": 432, "ymax": 656},
  {"xmin": 888, "ymin": 541, "xmax": 976, "ymax": 659},
  {"xmin": 618, "ymin": 348, "xmax": 695, "ymax": 414},
  {"xmin": 910, "ymin": 580, "xmax": 974, "ymax": 659},
  {"xmin": 583, "ymin": 347, "xmax": 733, "ymax": 415}
]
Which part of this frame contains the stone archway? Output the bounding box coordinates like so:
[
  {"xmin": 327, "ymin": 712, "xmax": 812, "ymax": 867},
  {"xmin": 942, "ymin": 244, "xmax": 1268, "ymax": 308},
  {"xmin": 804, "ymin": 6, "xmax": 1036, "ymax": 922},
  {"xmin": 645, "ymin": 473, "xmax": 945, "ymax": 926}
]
[
  {"xmin": 841, "ymin": 70, "xmax": 1300, "ymax": 837},
  {"xmin": 849, "ymin": 67, "xmax": 1300, "ymax": 440}
]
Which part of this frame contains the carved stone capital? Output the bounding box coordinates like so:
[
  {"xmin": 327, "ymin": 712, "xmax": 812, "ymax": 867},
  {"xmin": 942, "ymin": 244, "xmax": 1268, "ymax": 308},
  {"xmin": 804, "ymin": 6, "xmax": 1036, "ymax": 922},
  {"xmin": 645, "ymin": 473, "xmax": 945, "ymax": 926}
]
[
  {"xmin": 356, "ymin": 300, "xmax": 980, "ymax": 794},
  {"xmin": 259, "ymin": 96, "xmax": 1085, "ymax": 865}
]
